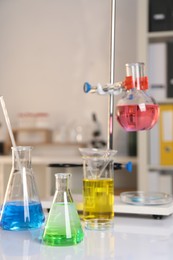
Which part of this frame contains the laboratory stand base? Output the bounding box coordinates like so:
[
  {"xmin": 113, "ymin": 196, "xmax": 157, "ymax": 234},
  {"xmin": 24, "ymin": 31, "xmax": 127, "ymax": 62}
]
[{"xmin": 42, "ymin": 195, "xmax": 173, "ymax": 219}]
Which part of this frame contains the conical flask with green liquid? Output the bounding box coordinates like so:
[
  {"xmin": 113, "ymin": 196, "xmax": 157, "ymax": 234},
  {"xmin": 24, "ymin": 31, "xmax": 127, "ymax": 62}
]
[{"xmin": 42, "ymin": 173, "xmax": 84, "ymax": 246}]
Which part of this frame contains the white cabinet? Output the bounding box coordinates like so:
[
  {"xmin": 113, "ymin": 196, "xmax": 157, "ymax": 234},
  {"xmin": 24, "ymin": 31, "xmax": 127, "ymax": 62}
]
[{"xmin": 137, "ymin": 0, "xmax": 173, "ymax": 192}]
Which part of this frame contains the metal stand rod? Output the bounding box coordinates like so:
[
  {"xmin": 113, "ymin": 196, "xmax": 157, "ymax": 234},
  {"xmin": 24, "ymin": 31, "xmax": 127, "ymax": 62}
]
[{"xmin": 107, "ymin": 0, "xmax": 116, "ymax": 150}]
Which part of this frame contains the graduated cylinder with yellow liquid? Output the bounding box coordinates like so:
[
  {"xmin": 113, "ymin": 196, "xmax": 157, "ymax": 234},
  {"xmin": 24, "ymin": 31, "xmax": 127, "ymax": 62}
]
[{"xmin": 79, "ymin": 148, "xmax": 117, "ymax": 230}]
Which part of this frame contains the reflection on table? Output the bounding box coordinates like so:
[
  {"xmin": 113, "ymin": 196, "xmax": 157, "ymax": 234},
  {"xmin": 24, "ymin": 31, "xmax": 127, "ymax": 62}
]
[{"xmin": 0, "ymin": 213, "xmax": 173, "ymax": 259}]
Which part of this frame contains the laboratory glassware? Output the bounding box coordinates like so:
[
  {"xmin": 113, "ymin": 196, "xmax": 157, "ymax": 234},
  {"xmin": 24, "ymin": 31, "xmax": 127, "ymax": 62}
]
[
  {"xmin": 120, "ymin": 191, "xmax": 173, "ymax": 205},
  {"xmin": 42, "ymin": 173, "xmax": 84, "ymax": 246},
  {"xmin": 83, "ymin": 62, "xmax": 160, "ymax": 133},
  {"xmin": 79, "ymin": 148, "xmax": 117, "ymax": 230},
  {"xmin": 116, "ymin": 62, "xmax": 160, "ymax": 131},
  {"xmin": 0, "ymin": 146, "xmax": 45, "ymax": 231}
]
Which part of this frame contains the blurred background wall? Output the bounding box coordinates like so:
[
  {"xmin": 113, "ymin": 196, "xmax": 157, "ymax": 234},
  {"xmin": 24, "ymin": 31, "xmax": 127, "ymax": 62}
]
[{"xmin": 0, "ymin": 0, "xmax": 137, "ymax": 154}]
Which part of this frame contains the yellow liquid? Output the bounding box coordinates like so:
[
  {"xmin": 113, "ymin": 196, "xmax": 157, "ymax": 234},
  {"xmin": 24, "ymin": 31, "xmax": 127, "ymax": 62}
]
[{"xmin": 83, "ymin": 178, "xmax": 114, "ymax": 222}]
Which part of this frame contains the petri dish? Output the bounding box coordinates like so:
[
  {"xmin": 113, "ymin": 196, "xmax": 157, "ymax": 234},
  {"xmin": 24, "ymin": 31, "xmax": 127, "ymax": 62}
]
[{"xmin": 120, "ymin": 191, "xmax": 173, "ymax": 205}]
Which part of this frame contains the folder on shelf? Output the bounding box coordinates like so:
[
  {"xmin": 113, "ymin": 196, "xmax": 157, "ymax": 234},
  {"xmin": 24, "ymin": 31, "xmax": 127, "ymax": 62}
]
[
  {"xmin": 149, "ymin": 122, "xmax": 160, "ymax": 165},
  {"xmin": 149, "ymin": 0, "xmax": 171, "ymax": 32},
  {"xmin": 148, "ymin": 43, "xmax": 166, "ymax": 101},
  {"xmin": 167, "ymin": 42, "xmax": 173, "ymax": 98},
  {"xmin": 148, "ymin": 171, "xmax": 160, "ymax": 192},
  {"xmin": 159, "ymin": 172, "xmax": 172, "ymax": 194},
  {"xmin": 148, "ymin": 171, "xmax": 173, "ymax": 194},
  {"xmin": 159, "ymin": 104, "xmax": 173, "ymax": 165}
]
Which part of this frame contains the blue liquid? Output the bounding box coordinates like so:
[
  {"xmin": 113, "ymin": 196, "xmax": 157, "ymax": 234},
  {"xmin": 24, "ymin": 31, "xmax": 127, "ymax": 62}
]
[{"xmin": 0, "ymin": 201, "xmax": 45, "ymax": 230}]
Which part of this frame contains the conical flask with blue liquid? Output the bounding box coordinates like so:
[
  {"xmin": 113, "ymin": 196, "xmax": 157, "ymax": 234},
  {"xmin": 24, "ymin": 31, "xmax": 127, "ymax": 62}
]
[{"xmin": 0, "ymin": 146, "xmax": 45, "ymax": 230}]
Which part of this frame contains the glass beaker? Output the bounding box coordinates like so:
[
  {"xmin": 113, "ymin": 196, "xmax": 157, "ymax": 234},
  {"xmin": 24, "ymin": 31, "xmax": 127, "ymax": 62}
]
[
  {"xmin": 0, "ymin": 146, "xmax": 45, "ymax": 230},
  {"xmin": 79, "ymin": 148, "xmax": 117, "ymax": 230},
  {"xmin": 116, "ymin": 62, "xmax": 160, "ymax": 131},
  {"xmin": 42, "ymin": 173, "xmax": 84, "ymax": 246}
]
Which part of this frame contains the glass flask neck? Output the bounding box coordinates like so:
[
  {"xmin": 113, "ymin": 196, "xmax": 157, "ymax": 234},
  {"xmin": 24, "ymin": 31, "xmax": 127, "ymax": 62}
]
[
  {"xmin": 124, "ymin": 62, "xmax": 148, "ymax": 91},
  {"xmin": 55, "ymin": 173, "xmax": 71, "ymax": 192},
  {"xmin": 12, "ymin": 146, "xmax": 32, "ymax": 170}
]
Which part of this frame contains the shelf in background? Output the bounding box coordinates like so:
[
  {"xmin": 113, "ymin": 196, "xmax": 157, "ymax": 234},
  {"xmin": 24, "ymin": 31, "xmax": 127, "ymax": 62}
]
[
  {"xmin": 158, "ymin": 99, "xmax": 173, "ymax": 104},
  {"xmin": 148, "ymin": 165, "xmax": 173, "ymax": 171},
  {"xmin": 148, "ymin": 31, "xmax": 173, "ymax": 42},
  {"xmin": 0, "ymin": 154, "xmax": 137, "ymax": 164}
]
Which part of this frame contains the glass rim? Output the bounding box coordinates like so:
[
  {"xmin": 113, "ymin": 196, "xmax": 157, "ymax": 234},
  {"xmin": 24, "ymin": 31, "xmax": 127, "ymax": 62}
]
[
  {"xmin": 79, "ymin": 147, "xmax": 117, "ymax": 158},
  {"xmin": 55, "ymin": 173, "xmax": 72, "ymax": 178},
  {"xmin": 125, "ymin": 62, "xmax": 144, "ymax": 67},
  {"xmin": 11, "ymin": 146, "xmax": 33, "ymax": 151}
]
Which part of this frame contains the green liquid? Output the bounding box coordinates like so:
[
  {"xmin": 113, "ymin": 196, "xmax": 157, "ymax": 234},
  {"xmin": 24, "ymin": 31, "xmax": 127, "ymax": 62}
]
[
  {"xmin": 43, "ymin": 228, "xmax": 84, "ymax": 246},
  {"xmin": 43, "ymin": 203, "xmax": 84, "ymax": 246}
]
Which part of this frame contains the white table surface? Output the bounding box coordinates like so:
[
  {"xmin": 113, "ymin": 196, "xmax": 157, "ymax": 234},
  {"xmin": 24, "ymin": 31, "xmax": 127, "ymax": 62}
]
[{"xmin": 0, "ymin": 212, "xmax": 173, "ymax": 260}]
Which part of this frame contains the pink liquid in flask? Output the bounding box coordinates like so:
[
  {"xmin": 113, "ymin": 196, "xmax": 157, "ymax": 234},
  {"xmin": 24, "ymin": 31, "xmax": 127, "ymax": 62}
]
[{"xmin": 116, "ymin": 104, "xmax": 159, "ymax": 131}]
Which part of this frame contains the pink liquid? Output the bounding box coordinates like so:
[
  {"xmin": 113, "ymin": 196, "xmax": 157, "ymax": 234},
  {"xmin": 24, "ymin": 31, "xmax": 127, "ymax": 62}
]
[{"xmin": 116, "ymin": 104, "xmax": 159, "ymax": 131}]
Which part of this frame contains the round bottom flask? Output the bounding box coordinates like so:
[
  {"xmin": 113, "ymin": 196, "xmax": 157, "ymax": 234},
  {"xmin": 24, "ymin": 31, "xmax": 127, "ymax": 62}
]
[{"xmin": 116, "ymin": 63, "xmax": 160, "ymax": 131}]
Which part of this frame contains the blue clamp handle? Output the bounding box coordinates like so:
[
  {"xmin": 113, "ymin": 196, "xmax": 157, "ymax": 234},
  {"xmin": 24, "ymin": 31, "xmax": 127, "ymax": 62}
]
[
  {"xmin": 83, "ymin": 82, "xmax": 91, "ymax": 93},
  {"xmin": 114, "ymin": 161, "xmax": 133, "ymax": 172},
  {"xmin": 125, "ymin": 161, "xmax": 133, "ymax": 172}
]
